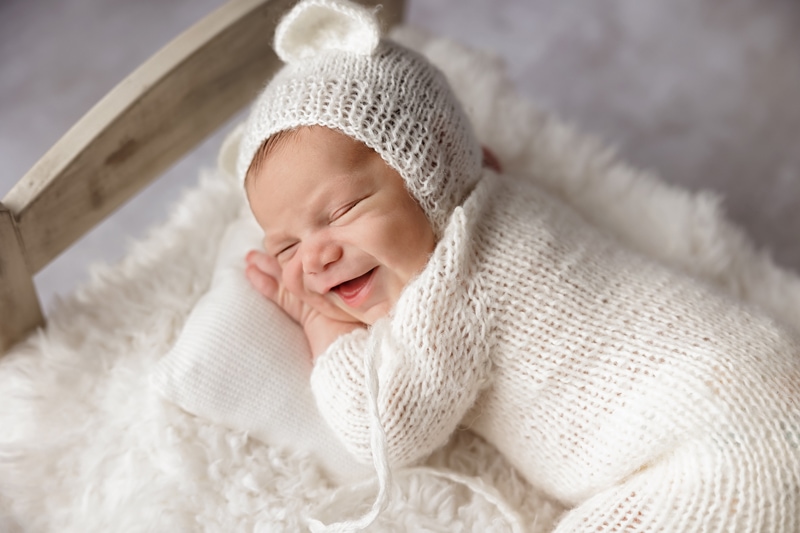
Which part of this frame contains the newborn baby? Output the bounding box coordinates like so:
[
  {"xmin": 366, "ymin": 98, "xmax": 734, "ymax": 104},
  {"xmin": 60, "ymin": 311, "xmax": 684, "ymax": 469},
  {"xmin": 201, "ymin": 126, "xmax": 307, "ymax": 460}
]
[
  {"xmin": 238, "ymin": 0, "xmax": 800, "ymax": 530},
  {"xmin": 244, "ymin": 125, "xmax": 436, "ymax": 355}
]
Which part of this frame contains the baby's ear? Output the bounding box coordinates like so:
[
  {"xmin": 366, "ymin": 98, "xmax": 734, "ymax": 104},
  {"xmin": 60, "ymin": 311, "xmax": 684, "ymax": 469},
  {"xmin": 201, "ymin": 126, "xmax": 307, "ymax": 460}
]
[{"xmin": 274, "ymin": 0, "xmax": 380, "ymax": 63}]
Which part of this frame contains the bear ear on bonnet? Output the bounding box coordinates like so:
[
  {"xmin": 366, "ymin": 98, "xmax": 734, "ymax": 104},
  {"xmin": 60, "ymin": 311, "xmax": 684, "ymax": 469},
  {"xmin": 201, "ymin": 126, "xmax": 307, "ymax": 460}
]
[{"xmin": 274, "ymin": 0, "xmax": 381, "ymax": 63}]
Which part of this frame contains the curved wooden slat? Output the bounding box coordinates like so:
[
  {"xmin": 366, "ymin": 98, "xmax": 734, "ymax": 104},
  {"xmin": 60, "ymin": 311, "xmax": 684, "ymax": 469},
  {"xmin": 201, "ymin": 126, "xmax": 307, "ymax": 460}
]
[
  {"xmin": 3, "ymin": 0, "xmax": 404, "ymax": 275},
  {"xmin": 0, "ymin": 204, "xmax": 43, "ymax": 352}
]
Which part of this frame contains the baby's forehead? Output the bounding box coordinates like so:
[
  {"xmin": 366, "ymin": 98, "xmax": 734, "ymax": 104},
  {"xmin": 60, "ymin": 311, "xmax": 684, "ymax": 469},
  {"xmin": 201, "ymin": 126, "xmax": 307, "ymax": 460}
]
[
  {"xmin": 251, "ymin": 126, "xmax": 374, "ymax": 180},
  {"xmin": 252, "ymin": 127, "xmax": 388, "ymax": 192},
  {"xmin": 276, "ymin": 125, "xmax": 370, "ymax": 152}
]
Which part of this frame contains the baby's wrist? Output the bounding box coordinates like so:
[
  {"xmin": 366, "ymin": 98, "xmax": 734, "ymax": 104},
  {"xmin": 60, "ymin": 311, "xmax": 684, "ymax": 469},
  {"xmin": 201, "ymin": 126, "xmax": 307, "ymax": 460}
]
[{"xmin": 303, "ymin": 315, "xmax": 363, "ymax": 361}]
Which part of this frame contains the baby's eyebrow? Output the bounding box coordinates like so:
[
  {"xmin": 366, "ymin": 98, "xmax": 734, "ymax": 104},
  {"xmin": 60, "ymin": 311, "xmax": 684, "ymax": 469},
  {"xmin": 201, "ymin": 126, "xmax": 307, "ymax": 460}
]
[{"xmin": 262, "ymin": 232, "xmax": 290, "ymax": 254}]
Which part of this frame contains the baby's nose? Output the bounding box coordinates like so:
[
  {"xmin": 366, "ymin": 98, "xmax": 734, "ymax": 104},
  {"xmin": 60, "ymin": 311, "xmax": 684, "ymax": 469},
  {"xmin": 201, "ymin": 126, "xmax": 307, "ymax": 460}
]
[{"xmin": 303, "ymin": 241, "xmax": 342, "ymax": 275}]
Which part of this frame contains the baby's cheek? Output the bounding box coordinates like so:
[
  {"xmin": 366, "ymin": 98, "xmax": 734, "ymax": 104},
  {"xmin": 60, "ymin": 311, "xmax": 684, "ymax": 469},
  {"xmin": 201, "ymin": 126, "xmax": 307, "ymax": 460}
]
[{"xmin": 281, "ymin": 260, "xmax": 305, "ymax": 295}]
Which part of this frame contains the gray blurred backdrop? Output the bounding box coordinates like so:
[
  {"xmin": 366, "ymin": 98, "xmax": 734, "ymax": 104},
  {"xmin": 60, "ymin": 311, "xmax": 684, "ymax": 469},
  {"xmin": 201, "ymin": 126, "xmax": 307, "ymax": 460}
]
[{"xmin": 2, "ymin": 0, "xmax": 799, "ymax": 311}]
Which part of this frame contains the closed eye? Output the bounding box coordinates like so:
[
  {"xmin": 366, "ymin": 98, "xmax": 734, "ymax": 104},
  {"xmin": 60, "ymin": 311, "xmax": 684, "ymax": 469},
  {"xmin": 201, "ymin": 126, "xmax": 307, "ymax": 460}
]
[
  {"xmin": 276, "ymin": 242, "xmax": 298, "ymax": 260},
  {"xmin": 331, "ymin": 198, "xmax": 363, "ymax": 222}
]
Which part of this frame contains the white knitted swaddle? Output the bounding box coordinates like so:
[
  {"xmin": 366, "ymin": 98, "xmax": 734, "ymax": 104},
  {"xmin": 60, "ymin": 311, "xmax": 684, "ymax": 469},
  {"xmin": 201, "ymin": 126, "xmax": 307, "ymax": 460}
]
[{"xmin": 311, "ymin": 170, "xmax": 800, "ymax": 532}]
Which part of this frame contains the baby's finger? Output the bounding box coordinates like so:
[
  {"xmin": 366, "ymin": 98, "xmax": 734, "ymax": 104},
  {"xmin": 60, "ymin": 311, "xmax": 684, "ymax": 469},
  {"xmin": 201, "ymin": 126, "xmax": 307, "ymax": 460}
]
[
  {"xmin": 245, "ymin": 263, "xmax": 279, "ymax": 300},
  {"xmin": 246, "ymin": 249, "xmax": 282, "ymax": 279}
]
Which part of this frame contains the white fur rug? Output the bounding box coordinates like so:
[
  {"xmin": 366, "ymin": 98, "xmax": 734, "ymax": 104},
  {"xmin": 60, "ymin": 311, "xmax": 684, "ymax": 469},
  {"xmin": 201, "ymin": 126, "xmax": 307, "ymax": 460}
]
[{"xmin": 2, "ymin": 28, "xmax": 800, "ymax": 532}]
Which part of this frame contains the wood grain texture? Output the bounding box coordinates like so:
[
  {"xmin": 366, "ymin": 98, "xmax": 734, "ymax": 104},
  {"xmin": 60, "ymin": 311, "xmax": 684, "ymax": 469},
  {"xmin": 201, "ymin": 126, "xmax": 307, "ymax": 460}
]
[
  {"xmin": 0, "ymin": 204, "xmax": 44, "ymax": 352},
  {"xmin": 4, "ymin": 0, "xmax": 286, "ymax": 274}
]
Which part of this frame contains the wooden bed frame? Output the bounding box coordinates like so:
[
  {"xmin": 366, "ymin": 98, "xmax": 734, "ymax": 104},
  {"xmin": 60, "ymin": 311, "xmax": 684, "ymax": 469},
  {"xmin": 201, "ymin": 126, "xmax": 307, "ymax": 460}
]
[{"xmin": 0, "ymin": 0, "xmax": 405, "ymax": 353}]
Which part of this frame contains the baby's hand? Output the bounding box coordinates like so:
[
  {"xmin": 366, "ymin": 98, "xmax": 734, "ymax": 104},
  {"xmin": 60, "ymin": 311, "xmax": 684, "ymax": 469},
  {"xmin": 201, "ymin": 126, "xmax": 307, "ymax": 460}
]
[
  {"xmin": 245, "ymin": 250, "xmax": 314, "ymax": 326},
  {"xmin": 245, "ymin": 250, "xmax": 364, "ymax": 359}
]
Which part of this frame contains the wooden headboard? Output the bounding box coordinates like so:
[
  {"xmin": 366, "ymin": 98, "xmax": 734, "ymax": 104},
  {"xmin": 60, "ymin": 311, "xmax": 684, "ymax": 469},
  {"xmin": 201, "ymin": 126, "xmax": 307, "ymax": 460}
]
[{"xmin": 0, "ymin": 0, "xmax": 405, "ymax": 352}]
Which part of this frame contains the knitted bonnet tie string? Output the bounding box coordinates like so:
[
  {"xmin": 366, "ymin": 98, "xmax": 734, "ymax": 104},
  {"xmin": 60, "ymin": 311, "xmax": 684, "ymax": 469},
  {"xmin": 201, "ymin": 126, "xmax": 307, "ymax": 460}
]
[
  {"xmin": 307, "ymin": 321, "xmax": 392, "ymax": 532},
  {"xmin": 307, "ymin": 321, "xmax": 526, "ymax": 533}
]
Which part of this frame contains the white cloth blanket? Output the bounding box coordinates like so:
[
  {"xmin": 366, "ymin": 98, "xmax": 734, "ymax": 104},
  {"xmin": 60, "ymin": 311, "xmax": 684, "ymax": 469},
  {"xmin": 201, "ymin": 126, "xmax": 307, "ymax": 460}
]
[{"xmin": 2, "ymin": 27, "xmax": 800, "ymax": 532}]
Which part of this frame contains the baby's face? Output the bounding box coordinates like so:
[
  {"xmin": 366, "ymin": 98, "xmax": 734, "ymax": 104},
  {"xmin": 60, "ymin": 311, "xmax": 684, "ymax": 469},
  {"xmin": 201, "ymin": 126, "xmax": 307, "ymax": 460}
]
[{"xmin": 246, "ymin": 126, "xmax": 436, "ymax": 325}]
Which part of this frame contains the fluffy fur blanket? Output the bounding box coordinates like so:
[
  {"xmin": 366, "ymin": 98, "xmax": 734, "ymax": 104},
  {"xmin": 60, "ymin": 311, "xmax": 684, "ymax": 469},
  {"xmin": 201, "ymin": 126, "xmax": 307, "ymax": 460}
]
[{"xmin": 2, "ymin": 27, "xmax": 799, "ymax": 532}]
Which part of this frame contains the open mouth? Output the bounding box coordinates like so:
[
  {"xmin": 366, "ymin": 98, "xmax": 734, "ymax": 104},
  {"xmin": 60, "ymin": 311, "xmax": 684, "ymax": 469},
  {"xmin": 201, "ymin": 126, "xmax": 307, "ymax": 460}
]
[{"xmin": 332, "ymin": 268, "xmax": 376, "ymax": 307}]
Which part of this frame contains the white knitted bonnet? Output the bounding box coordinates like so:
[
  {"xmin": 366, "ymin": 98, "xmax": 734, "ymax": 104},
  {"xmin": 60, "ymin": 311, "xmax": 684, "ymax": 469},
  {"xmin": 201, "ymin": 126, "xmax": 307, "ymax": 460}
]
[{"xmin": 237, "ymin": 0, "xmax": 483, "ymax": 236}]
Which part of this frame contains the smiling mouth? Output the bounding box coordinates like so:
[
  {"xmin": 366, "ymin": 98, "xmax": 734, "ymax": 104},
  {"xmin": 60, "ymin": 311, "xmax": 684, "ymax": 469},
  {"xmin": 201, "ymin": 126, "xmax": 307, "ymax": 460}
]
[{"xmin": 332, "ymin": 268, "xmax": 376, "ymax": 307}]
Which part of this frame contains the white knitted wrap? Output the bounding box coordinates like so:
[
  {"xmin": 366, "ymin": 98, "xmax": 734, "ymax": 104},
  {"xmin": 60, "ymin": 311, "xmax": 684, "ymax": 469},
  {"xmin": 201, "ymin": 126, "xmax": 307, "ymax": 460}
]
[
  {"xmin": 237, "ymin": 0, "xmax": 482, "ymax": 236},
  {"xmin": 311, "ymin": 171, "xmax": 800, "ymax": 531}
]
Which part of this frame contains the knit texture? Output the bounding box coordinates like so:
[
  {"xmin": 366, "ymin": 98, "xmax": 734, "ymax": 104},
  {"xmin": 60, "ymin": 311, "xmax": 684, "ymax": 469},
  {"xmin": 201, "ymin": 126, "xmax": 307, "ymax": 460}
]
[
  {"xmin": 310, "ymin": 170, "xmax": 800, "ymax": 532},
  {"xmin": 237, "ymin": 0, "xmax": 482, "ymax": 237}
]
